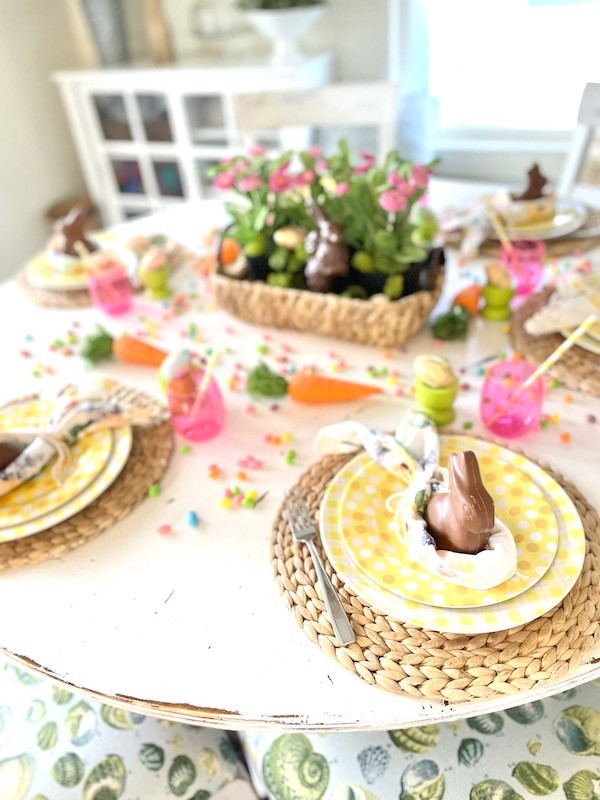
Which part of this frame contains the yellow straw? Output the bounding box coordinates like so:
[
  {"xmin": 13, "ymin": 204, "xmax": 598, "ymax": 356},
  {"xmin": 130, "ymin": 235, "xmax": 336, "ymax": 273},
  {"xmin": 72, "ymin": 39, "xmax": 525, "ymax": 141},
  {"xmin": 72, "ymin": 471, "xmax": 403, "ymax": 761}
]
[
  {"xmin": 190, "ymin": 349, "xmax": 220, "ymax": 418},
  {"xmin": 482, "ymin": 199, "xmax": 514, "ymax": 251},
  {"xmin": 487, "ymin": 314, "xmax": 597, "ymax": 426}
]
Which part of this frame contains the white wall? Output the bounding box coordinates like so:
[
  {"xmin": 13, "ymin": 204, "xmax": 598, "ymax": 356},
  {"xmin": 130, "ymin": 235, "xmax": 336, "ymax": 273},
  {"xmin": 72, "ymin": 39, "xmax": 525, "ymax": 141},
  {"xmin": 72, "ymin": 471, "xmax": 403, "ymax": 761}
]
[{"xmin": 0, "ymin": 1, "xmax": 85, "ymax": 281}]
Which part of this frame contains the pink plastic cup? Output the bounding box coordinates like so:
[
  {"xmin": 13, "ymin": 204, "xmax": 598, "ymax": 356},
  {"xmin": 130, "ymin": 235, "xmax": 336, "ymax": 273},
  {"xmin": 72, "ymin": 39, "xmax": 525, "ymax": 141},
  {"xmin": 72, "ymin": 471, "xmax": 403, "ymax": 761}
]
[
  {"xmin": 87, "ymin": 258, "xmax": 133, "ymax": 315},
  {"xmin": 480, "ymin": 359, "xmax": 543, "ymax": 439},
  {"xmin": 499, "ymin": 239, "xmax": 546, "ymax": 297},
  {"xmin": 167, "ymin": 368, "xmax": 225, "ymax": 442}
]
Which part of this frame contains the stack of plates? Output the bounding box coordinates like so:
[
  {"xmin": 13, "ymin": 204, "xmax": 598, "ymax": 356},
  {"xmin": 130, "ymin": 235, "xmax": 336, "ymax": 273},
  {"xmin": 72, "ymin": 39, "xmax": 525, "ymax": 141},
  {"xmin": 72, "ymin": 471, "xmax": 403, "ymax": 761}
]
[
  {"xmin": 319, "ymin": 435, "xmax": 585, "ymax": 635},
  {"xmin": 0, "ymin": 399, "xmax": 131, "ymax": 543},
  {"xmin": 488, "ymin": 199, "xmax": 589, "ymax": 241}
]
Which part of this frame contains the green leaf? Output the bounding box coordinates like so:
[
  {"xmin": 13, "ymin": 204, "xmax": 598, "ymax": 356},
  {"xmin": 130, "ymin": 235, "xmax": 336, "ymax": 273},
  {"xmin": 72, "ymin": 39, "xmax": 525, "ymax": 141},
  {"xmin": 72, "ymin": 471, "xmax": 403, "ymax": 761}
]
[
  {"xmin": 384, "ymin": 274, "xmax": 404, "ymax": 300},
  {"xmin": 246, "ymin": 362, "xmax": 289, "ymax": 399}
]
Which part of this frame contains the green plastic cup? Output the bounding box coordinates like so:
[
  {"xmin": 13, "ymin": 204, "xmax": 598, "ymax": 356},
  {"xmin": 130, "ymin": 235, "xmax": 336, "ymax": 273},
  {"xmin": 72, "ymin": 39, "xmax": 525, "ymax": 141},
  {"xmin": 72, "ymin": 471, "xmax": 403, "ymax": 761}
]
[
  {"xmin": 481, "ymin": 284, "xmax": 515, "ymax": 321},
  {"xmin": 414, "ymin": 377, "xmax": 459, "ymax": 426}
]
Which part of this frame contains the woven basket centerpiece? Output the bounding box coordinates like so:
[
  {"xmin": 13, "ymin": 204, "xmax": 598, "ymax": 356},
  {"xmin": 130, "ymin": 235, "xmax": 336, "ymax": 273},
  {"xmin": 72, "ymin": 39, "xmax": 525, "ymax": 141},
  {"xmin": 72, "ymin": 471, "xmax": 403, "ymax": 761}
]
[{"xmin": 208, "ymin": 142, "xmax": 444, "ymax": 347}]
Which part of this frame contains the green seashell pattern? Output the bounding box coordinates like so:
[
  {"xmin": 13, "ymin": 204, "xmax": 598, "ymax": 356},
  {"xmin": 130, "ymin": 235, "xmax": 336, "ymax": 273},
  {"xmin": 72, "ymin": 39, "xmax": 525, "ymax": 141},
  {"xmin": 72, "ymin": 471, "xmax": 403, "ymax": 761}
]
[
  {"xmin": 512, "ymin": 761, "xmax": 560, "ymax": 795},
  {"xmin": 470, "ymin": 779, "xmax": 524, "ymax": 800},
  {"xmin": 66, "ymin": 701, "xmax": 97, "ymax": 746},
  {"xmin": 82, "ymin": 754, "xmax": 126, "ymax": 800},
  {"xmin": 51, "ymin": 752, "xmax": 85, "ymax": 788},
  {"xmin": 467, "ymin": 714, "xmax": 504, "ymax": 735},
  {"xmin": 51, "ymin": 687, "xmax": 73, "ymax": 705},
  {"xmin": 26, "ymin": 700, "xmax": 46, "ymax": 723},
  {"xmin": 553, "ymin": 706, "xmax": 600, "ymax": 755},
  {"xmin": 400, "ymin": 759, "xmax": 445, "ymax": 800},
  {"xmin": 562, "ymin": 769, "xmax": 600, "ymax": 800},
  {"xmin": 263, "ymin": 733, "xmax": 330, "ymax": 800},
  {"xmin": 458, "ymin": 738, "xmax": 484, "ymax": 767},
  {"xmin": 168, "ymin": 754, "xmax": 197, "ymax": 797},
  {"xmin": 139, "ymin": 742, "xmax": 165, "ymax": 771},
  {"xmin": 388, "ymin": 725, "xmax": 440, "ymax": 753},
  {"xmin": 506, "ymin": 702, "xmax": 544, "ymax": 725},
  {"xmin": 0, "ymin": 754, "xmax": 35, "ymax": 800},
  {"xmin": 36, "ymin": 721, "xmax": 58, "ymax": 751}
]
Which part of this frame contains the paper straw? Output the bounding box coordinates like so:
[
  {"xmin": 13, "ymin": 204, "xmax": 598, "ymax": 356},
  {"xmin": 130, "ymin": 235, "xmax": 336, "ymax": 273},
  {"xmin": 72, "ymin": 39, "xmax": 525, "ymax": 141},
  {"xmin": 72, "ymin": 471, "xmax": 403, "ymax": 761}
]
[
  {"xmin": 190, "ymin": 350, "xmax": 220, "ymax": 419},
  {"xmin": 487, "ymin": 314, "xmax": 597, "ymax": 426},
  {"xmin": 482, "ymin": 199, "xmax": 514, "ymax": 250}
]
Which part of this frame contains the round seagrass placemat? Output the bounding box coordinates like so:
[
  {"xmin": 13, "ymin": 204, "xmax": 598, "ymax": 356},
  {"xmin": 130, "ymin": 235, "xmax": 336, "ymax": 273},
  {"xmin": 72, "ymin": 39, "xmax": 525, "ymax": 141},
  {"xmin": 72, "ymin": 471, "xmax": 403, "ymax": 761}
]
[
  {"xmin": 271, "ymin": 448, "xmax": 600, "ymax": 702},
  {"xmin": 17, "ymin": 269, "xmax": 91, "ymax": 309},
  {"xmin": 510, "ymin": 286, "xmax": 600, "ymax": 396},
  {"xmin": 0, "ymin": 391, "xmax": 174, "ymax": 571}
]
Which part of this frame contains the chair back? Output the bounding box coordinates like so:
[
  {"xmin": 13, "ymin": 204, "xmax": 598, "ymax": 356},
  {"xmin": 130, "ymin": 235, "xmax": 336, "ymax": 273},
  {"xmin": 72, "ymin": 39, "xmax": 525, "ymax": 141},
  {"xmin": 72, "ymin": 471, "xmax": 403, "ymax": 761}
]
[
  {"xmin": 558, "ymin": 82, "xmax": 600, "ymax": 196},
  {"xmin": 232, "ymin": 82, "xmax": 398, "ymax": 160}
]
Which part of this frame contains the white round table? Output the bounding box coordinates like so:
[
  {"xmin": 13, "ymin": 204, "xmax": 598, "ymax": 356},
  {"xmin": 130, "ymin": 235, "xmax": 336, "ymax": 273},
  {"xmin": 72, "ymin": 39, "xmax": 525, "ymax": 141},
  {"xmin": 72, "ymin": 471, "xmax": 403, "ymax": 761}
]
[{"xmin": 1, "ymin": 182, "xmax": 599, "ymax": 731}]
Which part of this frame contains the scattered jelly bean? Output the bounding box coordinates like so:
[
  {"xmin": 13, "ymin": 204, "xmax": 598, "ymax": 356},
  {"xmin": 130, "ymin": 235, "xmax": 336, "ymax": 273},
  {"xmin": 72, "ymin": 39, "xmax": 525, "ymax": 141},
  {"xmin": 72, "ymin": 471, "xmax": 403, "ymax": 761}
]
[
  {"xmin": 180, "ymin": 444, "xmax": 191, "ymax": 455},
  {"xmin": 186, "ymin": 511, "xmax": 200, "ymax": 528},
  {"xmin": 158, "ymin": 524, "xmax": 171, "ymax": 535},
  {"xmin": 257, "ymin": 343, "xmax": 269, "ymax": 355},
  {"xmin": 560, "ymin": 431, "xmax": 571, "ymax": 444},
  {"xmin": 549, "ymin": 379, "xmax": 561, "ymax": 389},
  {"xmin": 284, "ymin": 449, "xmax": 297, "ymax": 465},
  {"xmin": 586, "ymin": 413, "xmax": 597, "ymax": 423},
  {"xmin": 462, "ymin": 421, "xmax": 473, "ymax": 430},
  {"xmin": 148, "ymin": 483, "xmax": 161, "ymax": 498},
  {"xmin": 237, "ymin": 471, "xmax": 248, "ymax": 481},
  {"xmin": 562, "ymin": 393, "xmax": 573, "ymax": 403},
  {"xmin": 220, "ymin": 497, "xmax": 232, "ymax": 509}
]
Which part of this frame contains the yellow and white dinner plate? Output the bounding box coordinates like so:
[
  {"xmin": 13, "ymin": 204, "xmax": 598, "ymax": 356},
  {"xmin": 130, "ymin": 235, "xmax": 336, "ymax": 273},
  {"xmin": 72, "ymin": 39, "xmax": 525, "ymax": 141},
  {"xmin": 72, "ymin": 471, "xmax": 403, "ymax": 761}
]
[
  {"xmin": 337, "ymin": 437, "xmax": 559, "ymax": 608},
  {"xmin": 0, "ymin": 399, "xmax": 132, "ymax": 542},
  {"xmin": 499, "ymin": 199, "xmax": 588, "ymax": 241},
  {"xmin": 319, "ymin": 436, "xmax": 585, "ymax": 634}
]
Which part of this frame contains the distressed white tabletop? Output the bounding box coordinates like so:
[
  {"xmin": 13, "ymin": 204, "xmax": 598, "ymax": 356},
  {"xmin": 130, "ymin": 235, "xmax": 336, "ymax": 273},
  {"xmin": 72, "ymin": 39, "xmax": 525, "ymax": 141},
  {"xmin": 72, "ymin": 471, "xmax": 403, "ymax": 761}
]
[{"xmin": 1, "ymin": 180, "xmax": 599, "ymax": 731}]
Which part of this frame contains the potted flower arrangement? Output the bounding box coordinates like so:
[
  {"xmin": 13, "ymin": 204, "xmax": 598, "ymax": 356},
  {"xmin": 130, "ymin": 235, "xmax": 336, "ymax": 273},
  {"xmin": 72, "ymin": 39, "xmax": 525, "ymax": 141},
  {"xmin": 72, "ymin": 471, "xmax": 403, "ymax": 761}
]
[{"xmin": 210, "ymin": 140, "xmax": 440, "ymax": 299}]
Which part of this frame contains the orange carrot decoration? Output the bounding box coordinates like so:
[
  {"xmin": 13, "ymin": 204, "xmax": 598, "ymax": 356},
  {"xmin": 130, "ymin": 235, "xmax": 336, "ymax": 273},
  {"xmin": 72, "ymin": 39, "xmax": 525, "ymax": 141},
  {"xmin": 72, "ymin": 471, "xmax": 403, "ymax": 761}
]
[
  {"xmin": 112, "ymin": 334, "xmax": 167, "ymax": 366},
  {"xmin": 452, "ymin": 283, "xmax": 482, "ymax": 315},
  {"xmin": 80, "ymin": 326, "xmax": 168, "ymax": 367},
  {"xmin": 287, "ymin": 372, "xmax": 382, "ymax": 404}
]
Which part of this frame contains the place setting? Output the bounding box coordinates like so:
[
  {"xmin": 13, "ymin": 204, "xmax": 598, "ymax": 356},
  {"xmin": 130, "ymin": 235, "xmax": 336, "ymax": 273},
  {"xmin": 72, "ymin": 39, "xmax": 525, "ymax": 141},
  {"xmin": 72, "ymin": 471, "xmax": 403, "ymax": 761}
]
[
  {"xmin": 0, "ymin": 378, "xmax": 173, "ymax": 569},
  {"xmin": 271, "ymin": 346, "xmax": 599, "ymax": 703},
  {"xmin": 19, "ymin": 206, "xmax": 195, "ymax": 310}
]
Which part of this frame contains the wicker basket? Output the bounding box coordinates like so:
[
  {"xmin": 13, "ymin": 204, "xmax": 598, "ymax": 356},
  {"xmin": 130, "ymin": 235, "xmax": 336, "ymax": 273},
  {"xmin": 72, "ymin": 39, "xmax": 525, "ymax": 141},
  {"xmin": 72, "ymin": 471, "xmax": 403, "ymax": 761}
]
[{"xmin": 212, "ymin": 249, "xmax": 445, "ymax": 348}]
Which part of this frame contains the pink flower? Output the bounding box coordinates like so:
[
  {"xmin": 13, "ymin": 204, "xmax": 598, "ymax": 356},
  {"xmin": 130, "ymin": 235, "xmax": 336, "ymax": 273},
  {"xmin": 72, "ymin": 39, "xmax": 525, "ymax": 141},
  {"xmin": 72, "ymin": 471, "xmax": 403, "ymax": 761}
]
[
  {"xmin": 268, "ymin": 169, "xmax": 292, "ymax": 193},
  {"xmin": 212, "ymin": 171, "xmax": 236, "ymax": 190},
  {"xmin": 238, "ymin": 174, "xmax": 262, "ymax": 192},
  {"xmin": 294, "ymin": 169, "xmax": 315, "ymax": 186},
  {"xmin": 389, "ymin": 174, "xmax": 416, "ymax": 195},
  {"xmin": 379, "ymin": 189, "xmax": 408, "ymax": 213},
  {"xmin": 359, "ymin": 150, "xmax": 375, "ymax": 163},
  {"xmin": 335, "ymin": 181, "xmax": 350, "ymax": 197},
  {"xmin": 315, "ymin": 159, "xmax": 329, "ymax": 173},
  {"xmin": 410, "ymin": 164, "xmax": 430, "ymax": 189},
  {"xmin": 233, "ymin": 160, "xmax": 249, "ymax": 173},
  {"xmin": 308, "ymin": 146, "xmax": 323, "ymax": 157},
  {"xmin": 248, "ymin": 145, "xmax": 266, "ymax": 157}
]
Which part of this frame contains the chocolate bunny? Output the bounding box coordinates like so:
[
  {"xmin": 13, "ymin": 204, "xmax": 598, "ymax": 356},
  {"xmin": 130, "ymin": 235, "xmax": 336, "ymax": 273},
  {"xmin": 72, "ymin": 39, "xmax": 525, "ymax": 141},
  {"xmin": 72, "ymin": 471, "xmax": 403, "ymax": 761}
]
[
  {"xmin": 425, "ymin": 450, "xmax": 495, "ymax": 554},
  {"xmin": 49, "ymin": 208, "xmax": 97, "ymax": 257},
  {"xmin": 304, "ymin": 200, "xmax": 349, "ymax": 292}
]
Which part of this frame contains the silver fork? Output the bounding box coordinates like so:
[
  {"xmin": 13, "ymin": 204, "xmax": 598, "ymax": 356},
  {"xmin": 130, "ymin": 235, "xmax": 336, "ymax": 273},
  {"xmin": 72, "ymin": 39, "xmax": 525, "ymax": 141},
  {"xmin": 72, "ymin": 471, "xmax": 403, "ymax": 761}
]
[{"xmin": 285, "ymin": 492, "xmax": 356, "ymax": 646}]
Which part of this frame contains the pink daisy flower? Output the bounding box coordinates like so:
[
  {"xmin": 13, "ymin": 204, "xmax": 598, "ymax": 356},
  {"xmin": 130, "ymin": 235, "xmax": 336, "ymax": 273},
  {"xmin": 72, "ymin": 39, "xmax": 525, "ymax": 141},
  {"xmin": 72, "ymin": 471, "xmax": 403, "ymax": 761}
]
[
  {"xmin": 410, "ymin": 164, "xmax": 430, "ymax": 189},
  {"xmin": 248, "ymin": 145, "xmax": 266, "ymax": 157},
  {"xmin": 212, "ymin": 171, "xmax": 236, "ymax": 190},
  {"xmin": 268, "ymin": 169, "xmax": 292, "ymax": 193},
  {"xmin": 335, "ymin": 181, "xmax": 350, "ymax": 197},
  {"xmin": 379, "ymin": 189, "xmax": 408, "ymax": 213},
  {"xmin": 238, "ymin": 174, "xmax": 262, "ymax": 192}
]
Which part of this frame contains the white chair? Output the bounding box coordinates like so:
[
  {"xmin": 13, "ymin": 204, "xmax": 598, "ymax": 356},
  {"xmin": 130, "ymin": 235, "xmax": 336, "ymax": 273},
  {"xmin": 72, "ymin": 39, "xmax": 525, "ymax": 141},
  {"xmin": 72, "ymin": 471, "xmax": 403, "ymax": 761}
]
[
  {"xmin": 557, "ymin": 82, "xmax": 600, "ymax": 198},
  {"xmin": 232, "ymin": 82, "xmax": 399, "ymax": 160}
]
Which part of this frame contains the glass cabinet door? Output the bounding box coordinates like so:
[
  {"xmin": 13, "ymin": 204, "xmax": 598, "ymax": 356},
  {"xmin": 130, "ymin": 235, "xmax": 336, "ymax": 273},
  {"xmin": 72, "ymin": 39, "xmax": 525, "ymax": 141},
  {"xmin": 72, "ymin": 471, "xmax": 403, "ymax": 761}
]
[
  {"xmin": 136, "ymin": 94, "xmax": 173, "ymax": 142},
  {"xmin": 93, "ymin": 95, "xmax": 132, "ymax": 141},
  {"xmin": 184, "ymin": 95, "xmax": 227, "ymax": 145}
]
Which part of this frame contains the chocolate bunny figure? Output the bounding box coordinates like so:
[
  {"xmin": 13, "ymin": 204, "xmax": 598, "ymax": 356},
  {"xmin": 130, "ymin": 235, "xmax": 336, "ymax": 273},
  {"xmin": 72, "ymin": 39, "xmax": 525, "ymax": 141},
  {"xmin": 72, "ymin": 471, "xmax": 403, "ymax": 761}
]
[
  {"xmin": 304, "ymin": 200, "xmax": 349, "ymax": 292},
  {"xmin": 49, "ymin": 208, "xmax": 97, "ymax": 257},
  {"xmin": 425, "ymin": 450, "xmax": 495, "ymax": 554}
]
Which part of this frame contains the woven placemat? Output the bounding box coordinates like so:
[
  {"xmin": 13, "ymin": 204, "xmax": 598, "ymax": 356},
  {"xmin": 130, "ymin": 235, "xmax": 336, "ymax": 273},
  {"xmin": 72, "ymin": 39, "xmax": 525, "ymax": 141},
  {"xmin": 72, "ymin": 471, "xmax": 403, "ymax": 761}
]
[
  {"xmin": 0, "ymin": 395, "xmax": 174, "ymax": 571},
  {"xmin": 510, "ymin": 287, "xmax": 600, "ymax": 396},
  {"xmin": 17, "ymin": 269, "xmax": 91, "ymax": 309},
  {"xmin": 271, "ymin": 448, "xmax": 600, "ymax": 702}
]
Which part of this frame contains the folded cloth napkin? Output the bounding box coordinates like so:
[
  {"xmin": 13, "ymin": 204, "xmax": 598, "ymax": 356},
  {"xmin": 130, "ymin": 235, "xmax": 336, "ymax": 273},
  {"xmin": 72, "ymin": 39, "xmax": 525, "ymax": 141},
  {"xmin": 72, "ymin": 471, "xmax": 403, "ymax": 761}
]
[
  {"xmin": 0, "ymin": 378, "xmax": 167, "ymax": 499},
  {"xmin": 315, "ymin": 409, "xmax": 518, "ymax": 590},
  {"xmin": 524, "ymin": 272, "xmax": 600, "ymax": 335}
]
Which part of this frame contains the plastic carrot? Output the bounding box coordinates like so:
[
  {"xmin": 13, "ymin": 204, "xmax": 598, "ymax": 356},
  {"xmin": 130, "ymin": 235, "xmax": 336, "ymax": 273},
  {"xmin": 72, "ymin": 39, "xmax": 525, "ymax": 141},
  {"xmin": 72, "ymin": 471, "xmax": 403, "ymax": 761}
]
[
  {"xmin": 112, "ymin": 334, "xmax": 168, "ymax": 366},
  {"xmin": 287, "ymin": 372, "xmax": 382, "ymax": 404},
  {"xmin": 452, "ymin": 283, "xmax": 482, "ymax": 315},
  {"xmin": 220, "ymin": 237, "xmax": 241, "ymax": 266},
  {"xmin": 80, "ymin": 326, "xmax": 167, "ymax": 367}
]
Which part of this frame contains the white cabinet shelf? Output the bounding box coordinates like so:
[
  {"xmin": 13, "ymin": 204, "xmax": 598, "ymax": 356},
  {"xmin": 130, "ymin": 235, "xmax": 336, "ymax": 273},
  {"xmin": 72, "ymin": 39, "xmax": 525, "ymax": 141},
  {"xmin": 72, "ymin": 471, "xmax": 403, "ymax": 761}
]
[{"xmin": 54, "ymin": 55, "xmax": 333, "ymax": 225}]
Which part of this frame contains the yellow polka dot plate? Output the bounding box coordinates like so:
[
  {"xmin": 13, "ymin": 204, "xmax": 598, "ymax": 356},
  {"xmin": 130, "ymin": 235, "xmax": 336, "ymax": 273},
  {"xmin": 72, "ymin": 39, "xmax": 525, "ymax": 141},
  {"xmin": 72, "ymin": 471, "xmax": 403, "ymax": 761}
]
[
  {"xmin": 0, "ymin": 399, "xmax": 132, "ymax": 542},
  {"xmin": 337, "ymin": 436, "xmax": 558, "ymax": 608},
  {"xmin": 319, "ymin": 435, "xmax": 585, "ymax": 634}
]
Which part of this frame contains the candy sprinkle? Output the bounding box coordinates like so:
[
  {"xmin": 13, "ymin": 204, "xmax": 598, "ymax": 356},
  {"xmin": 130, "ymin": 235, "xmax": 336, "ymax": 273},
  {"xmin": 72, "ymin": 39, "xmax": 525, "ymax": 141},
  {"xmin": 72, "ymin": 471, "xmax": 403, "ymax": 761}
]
[
  {"xmin": 158, "ymin": 524, "xmax": 171, "ymax": 535},
  {"xmin": 560, "ymin": 431, "xmax": 571, "ymax": 444},
  {"xmin": 186, "ymin": 511, "xmax": 200, "ymax": 528},
  {"xmin": 586, "ymin": 413, "xmax": 597, "ymax": 423},
  {"xmin": 462, "ymin": 421, "xmax": 473, "ymax": 430},
  {"xmin": 284, "ymin": 449, "xmax": 297, "ymax": 465},
  {"xmin": 148, "ymin": 483, "xmax": 161, "ymax": 498}
]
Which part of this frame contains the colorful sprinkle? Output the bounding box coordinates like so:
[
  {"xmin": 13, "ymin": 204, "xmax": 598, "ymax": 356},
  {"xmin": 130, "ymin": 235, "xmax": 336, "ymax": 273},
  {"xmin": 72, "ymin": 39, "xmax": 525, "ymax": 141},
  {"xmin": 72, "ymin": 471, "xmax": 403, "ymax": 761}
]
[
  {"xmin": 148, "ymin": 483, "xmax": 161, "ymax": 498},
  {"xmin": 284, "ymin": 449, "xmax": 297, "ymax": 465},
  {"xmin": 562, "ymin": 393, "xmax": 573, "ymax": 403},
  {"xmin": 462, "ymin": 421, "xmax": 473, "ymax": 430},
  {"xmin": 186, "ymin": 511, "xmax": 200, "ymax": 527},
  {"xmin": 257, "ymin": 343, "xmax": 269, "ymax": 355},
  {"xmin": 208, "ymin": 464, "xmax": 221, "ymax": 479},
  {"xmin": 158, "ymin": 524, "xmax": 171, "ymax": 535},
  {"xmin": 179, "ymin": 444, "xmax": 191, "ymax": 455},
  {"xmin": 586, "ymin": 413, "xmax": 597, "ymax": 423},
  {"xmin": 560, "ymin": 431, "xmax": 571, "ymax": 444}
]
